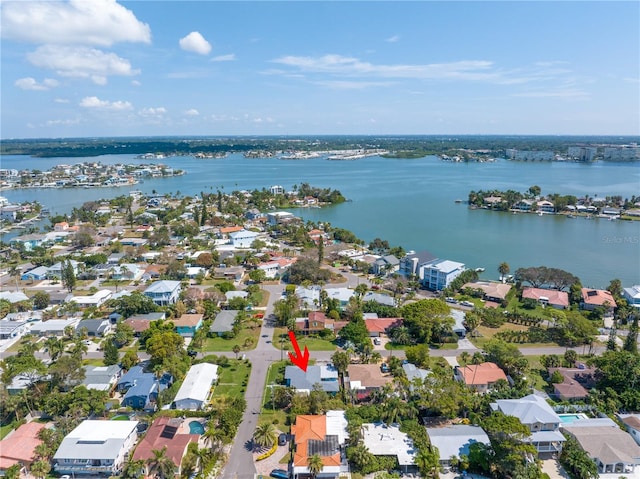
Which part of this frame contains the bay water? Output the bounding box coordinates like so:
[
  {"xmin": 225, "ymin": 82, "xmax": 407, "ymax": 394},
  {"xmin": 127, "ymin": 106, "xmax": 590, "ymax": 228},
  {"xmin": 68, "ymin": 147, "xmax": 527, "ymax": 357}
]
[{"xmin": 1, "ymin": 153, "xmax": 639, "ymax": 288}]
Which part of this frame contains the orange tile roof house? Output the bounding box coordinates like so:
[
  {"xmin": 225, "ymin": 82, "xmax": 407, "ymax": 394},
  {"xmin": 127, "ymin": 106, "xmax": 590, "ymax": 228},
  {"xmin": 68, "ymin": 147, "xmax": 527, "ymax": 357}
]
[
  {"xmin": 462, "ymin": 281, "xmax": 512, "ymax": 302},
  {"xmin": 291, "ymin": 411, "xmax": 349, "ymax": 479},
  {"xmin": 581, "ymin": 288, "xmax": 617, "ymax": 313},
  {"xmin": 364, "ymin": 318, "xmax": 403, "ymax": 337},
  {"xmin": 132, "ymin": 417, "xmax": 200, "ymax": 475},
  {"xmin": 455, "ymin": 362, "xmax": 508, "ymax": 393},
  {"xmin": 522, "ymin": 287, "xmax": 569, "ymax": 309},
  {"xmin": 0, "ymin": 422, "xmax": 46, "ymax": 469}
]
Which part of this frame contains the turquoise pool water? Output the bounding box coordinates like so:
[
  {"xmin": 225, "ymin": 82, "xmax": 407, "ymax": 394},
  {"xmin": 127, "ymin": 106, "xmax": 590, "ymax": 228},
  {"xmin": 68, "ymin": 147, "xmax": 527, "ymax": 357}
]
[
  {"xmin": 558, "ymin": 414, "xmax": 586, "ymax": 424},
  {"xmin": 189, "ymin": 420, "xmax": 205, "ymax": 434}
]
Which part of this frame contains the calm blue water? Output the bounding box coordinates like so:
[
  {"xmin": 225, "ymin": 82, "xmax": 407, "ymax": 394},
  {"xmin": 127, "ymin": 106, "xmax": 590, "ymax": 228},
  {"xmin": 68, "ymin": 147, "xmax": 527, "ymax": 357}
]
[
  {"xmin": 188, "ymin": 420, "xmax": 205, "ymax": 434},
  {"xmin": 1, "ymin": 153, "xmax": 639, "ymax": 288}
]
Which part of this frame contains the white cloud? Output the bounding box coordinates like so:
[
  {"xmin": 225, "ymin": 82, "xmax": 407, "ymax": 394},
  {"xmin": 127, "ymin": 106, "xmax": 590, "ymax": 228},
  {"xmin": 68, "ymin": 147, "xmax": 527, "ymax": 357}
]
[
  {"xmin": 211, "ymin": 53, "xmax": 235, "ymax": 62},
  {"xmin": 386, "ymin": 35, "xmax": 400, "ymax": 43},
  {"xmin": 271, "ymin": 54, "xmax": 496, "ymax": 80},
  {"xmin": 54, "ymin": 98, "xmax": 70, "ymax": 103},
  {"xmin": 45, "ymin": 118, "xmax": 80, "ymax": 126},
  {"xmin": 138, "ymin": 107, "xmax": 167, "ymax": 117},
  {"xmin": 1, "ymin": 0, "xmax": 151, "ymax": 46},
  {"xmin": 179, "ymin": 32, "xmax": 212, "ymax": 55},
  {"xmin": 15, "ymin": 77, "xmax": 59, "ymax": 91},
  {"xmin": 510, "ymin": 88, "xmax": 589, "ymax": 99},
  {"xmin": 184, "ymin": 109, "xmax": 200, "ymax": 116},
  {"xmin": 27, "ymin": 45, "xmax": 139, "ymax": 83},
  {"xmin": 131, "ymin": 80, "xmax": 141, "ymax": 86},
  {"xmin": 313, "ymin": 80, "xmax": 394, "ymax": 90},
  {"xmin": 80, "ymin": 96, "xmax": 133, "ymax": 110}
]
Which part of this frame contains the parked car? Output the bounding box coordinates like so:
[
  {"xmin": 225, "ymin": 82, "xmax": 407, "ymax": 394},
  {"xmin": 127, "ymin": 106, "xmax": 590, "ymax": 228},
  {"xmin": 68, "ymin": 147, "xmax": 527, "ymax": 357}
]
[
  {"xmin": 373, "ymin": 338, "xmax": 381, "ymax": 345},
  {"xmin": 380, "ymin": 363, "xmax": 390, "ymax": 373},
  {"xmin": 445, "ymin": 297, "xmax": 457, "ymax": 303},
  {"xmin": 278, "ymin": 433, "xmax": 288, "ymax": 446},
  {"xmin": 460, "ymin": 300, "xmax": 474, "ymax": 307},
  {"xmin": 270, "ymin": 469, "xmax": 289, "ymax": 479}
]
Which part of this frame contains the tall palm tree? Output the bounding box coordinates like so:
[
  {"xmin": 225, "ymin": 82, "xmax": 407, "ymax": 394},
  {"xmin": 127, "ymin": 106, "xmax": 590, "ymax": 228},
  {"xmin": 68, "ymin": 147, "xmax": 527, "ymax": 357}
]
[
  {"xmin": 147, "ymin": 447, "xmax": 176, "ymax": 479},
  {"xmin": 307, "ymin": 454, "xmax": 324, "ymax": 479},
  {"xmin": 498, "ymin": 262, "xmax": 510, "ymax": 282},
  {"xmin": 122, "ymin": 459, "xmax": 146, "ymax": 479},
  {"xmin": 8, "ymin": 265, "xmax": 20, "ymax": 291},
  {"xmin": 415, "ymin": 446, "xmax": 440, "ymax": 478},
  {"xmin": 203, "ymin": 421, "xmax": 223, "ymax": 452},
  {"xmin": 253, "ymin": 423, "xmax": 277, "ymax": 449},
  {"xmin": 44, "ymin": 337, "xmax": 64, "ymax": 361}
]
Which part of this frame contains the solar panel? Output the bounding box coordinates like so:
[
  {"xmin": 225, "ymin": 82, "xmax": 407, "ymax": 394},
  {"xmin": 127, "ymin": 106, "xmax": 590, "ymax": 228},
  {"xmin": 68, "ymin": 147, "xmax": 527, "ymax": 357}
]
[{"xmin": 308, "ymin": 435, "xmax": 339, "ymax": 457}]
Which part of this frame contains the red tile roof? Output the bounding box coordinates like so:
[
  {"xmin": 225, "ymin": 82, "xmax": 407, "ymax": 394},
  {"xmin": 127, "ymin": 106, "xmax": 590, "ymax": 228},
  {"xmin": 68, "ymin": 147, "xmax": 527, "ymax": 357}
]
[
  {"xmin": 0, "ymin": 422, "xmax": 45, "ymax": 468},
  {"xmin": 291, "ymin": 415, "xmax": 340, "ymax": 468},
  {"xmin": 522, "ymin": 287, "xmax": 569, "ymax": 308},
  {"xmin": 364, "ymin": 318, "xmax": 403, "ymax": 334},
  {"xmin": 132, "ymin": 417, "xmax": 199, "ymax": 469},
  {"xmin": 457, "ymin": 362, "xmax": 507, "ymax": 386},
  {"xmin": 581, "ymin": 288, "xmax": 617, "ymax": 308}
]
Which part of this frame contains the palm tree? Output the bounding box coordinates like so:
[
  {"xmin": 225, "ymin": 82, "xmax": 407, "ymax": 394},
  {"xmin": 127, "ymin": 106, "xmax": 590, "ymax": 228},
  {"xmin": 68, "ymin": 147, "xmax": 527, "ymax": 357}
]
[
  {"xmin": 8, "ymin": 265, "xmax": 20, "ymax": 291},
  {"xmin": 44, "ymin": 337, "xmax": 64, "ymax": 361},
  {"xmin": 232, "ymin": 344, "xmax": 241, "ymax": 359},
  {"xmin": 498, "ymin": 262, "xmax": 510, "ymax": 282},
  {"xmin": 147, "ymin": 447, "xmax": 176, "ymax": 479},
  {"xmin": 307, "ymin": 454, "xmax": 324, "ymax": 479},
  {"xmin": 122, "ymin": 459, "xmax": 146, "ymax": 479},
  {"xmin": 30, "ymin": 460, "xmax": 51, "ymax": 479},
  {"xmin": 415, "ymin": 446, "xmax": 440, "ymax": 478},
  {"xmin": 252, "ymin": 423, "xmax": 277, "ymax": 449}
]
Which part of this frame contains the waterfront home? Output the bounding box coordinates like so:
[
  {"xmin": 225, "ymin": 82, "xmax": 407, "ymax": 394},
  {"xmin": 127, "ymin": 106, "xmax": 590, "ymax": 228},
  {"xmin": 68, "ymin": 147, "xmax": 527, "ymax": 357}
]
[
  {"xmin": 513, "ymin": 199, "xmax": 534, "ymax": 211},
  {"xmin": 132, "ymin": 417, "xmax": 200, "ymax": 476},
  {"xmin": 399, "ymin": 250, "xmax": 438, "ymax": 278},
  {"xmin": 547, "ymin": 366, "xmax": 596, "ymax": 401},
  {"xmin": 364, "ymin": 317, "xmax": 403, "ymax": 337},
  {"xmin": 562, "ymin": 424, "xmax": 640, "ymax": 475},
  {"xmin": 420, "ymin": 259, "xmax": 465, "ymax": 291},
  {"xmin": 9, "ymin": 233, "xmax": 47, "ymax": 251},
  {"xmin": 144, "ymin": 280, "xmax": 181, "ymax": 306},
  {"xmin": 291, "ymin": 411, "xmax": 349, "ymax": 479},
  {"xmin": 53, "ymin": 420, "xmax": 138, "ymax": 476},
  {"xmin": 462, "ymin": 281, "xmax": 512, "ymax": 304},
  {"xmin": 580, "ymin": 288, "xmax": 617, "ymax": 316},
  {"xmin": 361, "ymin": 423, "xmax": 417, "ymax": 472},
  {"xmin": 75, "ymin": 318, "xmax": 111, "ymax": 337},
  {"xmin": 172, "ymin": 313, "xmax": 203, "ymax": 337},
  {"xmin": 537, "ymin": 200, "xmax": 555, "ymax": 213},
  {"xmin": 82, "ymin": 364, "xmax": 122, "ymax": 392},
  {"xmin": 0, "ymin": 422, "xmax": 46, "ymax": 471},
  {"xmin": 285, "ymin": 364, "xmax": 340, "ymax": 394},
  {"xmin": 346, "ymin": 364, "xmax": 393, "ymax": 400},
  {"xmin": 623, "ymin": 285, "xmax": 640, "ymax": 308},
  {"xmin": 455, "ymin": 362, "xmax": 508, "ymax": 393},
  {"xmin": 490, "ymin": 394, "xmax": 565, "ymax": 454},
  {"xmin": 172, "ymin": 363, "xmax": 218, "ymax": 410},
  {"xmin": 522, "ymin": 287, "xmax": 569, "ymax": 309},
  {"xmin": 426, "ymin": 425, "xmax": 491, "ymax": 467},
  {"xmin": 210, "ymin": 310, "xmax": 238, "ymax": 336},
  {"xmin": 54, "ymin": 221, "xmax": 69, "ymax": 231},
  {"xmin": 372, "ymin": 254, "xmax": 400, "ymax": 276},
  {"xmin": 267, "ymin": 211, "xmax": 295, "ymax": 225},
  {"xmin": 0, "ymin": 204, "xmax": 21, "ymax": 222}
]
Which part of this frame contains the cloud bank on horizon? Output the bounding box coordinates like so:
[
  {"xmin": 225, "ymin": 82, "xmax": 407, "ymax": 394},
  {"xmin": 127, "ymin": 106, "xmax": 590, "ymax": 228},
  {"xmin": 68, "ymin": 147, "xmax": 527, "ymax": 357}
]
[{"xmin": 1, "ymin": 0, "xmax": 638, "ymax": 138}]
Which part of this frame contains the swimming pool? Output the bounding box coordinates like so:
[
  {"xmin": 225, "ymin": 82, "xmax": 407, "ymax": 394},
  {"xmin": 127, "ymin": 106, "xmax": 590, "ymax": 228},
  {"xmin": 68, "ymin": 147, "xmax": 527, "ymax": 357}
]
[
  {"xmin": 558, "ymin": 413, "xmax": 588, "ymax": 424},
  {"xmin": 189, "ymin": 420, "xmax": 205, "ymax": 435}
]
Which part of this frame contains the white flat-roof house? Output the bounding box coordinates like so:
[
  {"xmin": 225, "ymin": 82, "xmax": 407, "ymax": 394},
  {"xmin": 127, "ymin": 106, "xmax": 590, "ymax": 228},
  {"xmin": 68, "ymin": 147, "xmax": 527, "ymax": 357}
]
[
  {"xmin": 53, "ymin": 420, "xmax": 138, "ymax": 476},
  {"xmin": 623, "ymin": 285, "xmax": 640, "ymax": 309},
  {"xmin": 70, "ymin": 290, "xmax": 113, "ymax": 308},
  {"xmin": 420, "ymin": 259, "xmax": 465, "ymax": 291},
  {"xmin": 172, "ymin": 363, "xmax": 218, "ymax": 410},
  {"xmin": 362, "ymin": 423, "xmax": 417, "ymax": 472},
  {"xmin": 426, "ymin": 425, "xmax": 491, "ymax": 467},
  {"xmin": 229, "ymin": 229, "xmax": 260, "ymax": 248}
]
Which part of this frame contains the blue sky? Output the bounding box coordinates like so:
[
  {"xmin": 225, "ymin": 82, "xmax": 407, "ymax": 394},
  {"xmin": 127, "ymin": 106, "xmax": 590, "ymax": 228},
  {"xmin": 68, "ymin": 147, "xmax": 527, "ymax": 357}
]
[{"xmin": 1, "ymin": 1, "xmax": 638, "ymax": 138}]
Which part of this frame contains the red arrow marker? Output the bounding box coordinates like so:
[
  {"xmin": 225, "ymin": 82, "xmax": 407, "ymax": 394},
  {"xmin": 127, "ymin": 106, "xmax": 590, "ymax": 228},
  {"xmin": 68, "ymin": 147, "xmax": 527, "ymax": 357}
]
[{"xmin": 288, "ymin": 330, "xmax": 310, "ymax": 372}]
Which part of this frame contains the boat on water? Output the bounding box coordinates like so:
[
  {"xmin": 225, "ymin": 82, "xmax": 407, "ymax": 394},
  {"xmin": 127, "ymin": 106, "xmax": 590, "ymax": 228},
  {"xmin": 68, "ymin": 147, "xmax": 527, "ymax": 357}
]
[
  {"xmin": 454, "ymin": 199, "xmax": 463, "ymax": 203},
  {"xmin": 538, "ymin": 211, "xmax": 543, "ymax": 216},
  {"xmin": 475, "ymin": 267, "xmax": 485, "ymax": 272},
  {"xmin": 567, "ymin": 214, "xmax": 576, "ymax": 218}
]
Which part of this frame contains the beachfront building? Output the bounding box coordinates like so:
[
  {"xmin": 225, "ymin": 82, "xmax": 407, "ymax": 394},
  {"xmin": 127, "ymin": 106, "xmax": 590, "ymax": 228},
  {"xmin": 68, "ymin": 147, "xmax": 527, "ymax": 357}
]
[
  {"xmin": 581, "ymin": 288, "xmax": 617, "ymax": 317},
  {"xmin": 53, "ymin": 420, "xmax": 138, "ymax": 476},
  {"xmin": 399, "ymin": 250, "xmax": 438, "ymax": 278},
  {"xmin": 522, "ymin": 287, "xmax": 569, "ymax": 309},
  {"xmin": 420, "ymin": 259, "xmax": 465, "ymax": 291}
]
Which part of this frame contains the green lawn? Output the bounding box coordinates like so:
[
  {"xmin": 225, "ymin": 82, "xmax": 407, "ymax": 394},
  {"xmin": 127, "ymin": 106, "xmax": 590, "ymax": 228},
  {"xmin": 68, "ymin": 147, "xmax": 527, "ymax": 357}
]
[
  {"xmin": 259, "ymin": 360, "xmax": 291, "ymax": 432},
  {"xmin": 200, "ymin": 326, "xmax": 260, "ymax": 352},
  {"xmin": 211, "ymin": 360, "xmax": 251, "ymax": 399},
  {"xmin": 83, "ymin": 358, "xmax": 105, "ymax": 366},
  {"xmin": 0, "ymin": 424, "xmax": 14, "ymax": 439},
  {"xmin": 470, "ymin": 323, "xmax": 557, "ymax": 349},
  {"xmin": 273, "ymin": 327, "xmax": 337, "ymax": 352}
]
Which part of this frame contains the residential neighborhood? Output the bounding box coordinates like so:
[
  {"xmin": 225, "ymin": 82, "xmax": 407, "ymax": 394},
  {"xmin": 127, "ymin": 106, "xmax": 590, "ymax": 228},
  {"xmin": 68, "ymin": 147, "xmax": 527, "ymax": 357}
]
[{"xmin": 0, "ymin": 186, "xmax": 639, "ymax": 479}]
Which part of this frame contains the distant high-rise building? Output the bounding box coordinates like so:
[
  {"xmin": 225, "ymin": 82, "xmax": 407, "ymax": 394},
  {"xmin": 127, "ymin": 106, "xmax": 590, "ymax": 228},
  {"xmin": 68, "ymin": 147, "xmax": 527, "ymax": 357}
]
[
  {"xmin": 567, "ymin": 146, "xmax": 597, "ymax": 162},
  {"xmin": 603, "ymin": 146, "xmax": 640, "ymax": 161}
]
